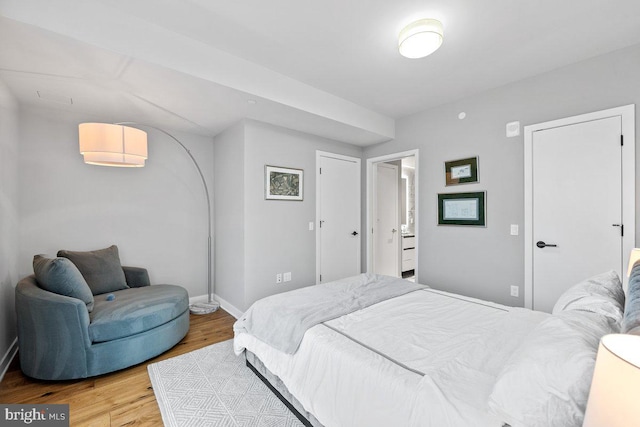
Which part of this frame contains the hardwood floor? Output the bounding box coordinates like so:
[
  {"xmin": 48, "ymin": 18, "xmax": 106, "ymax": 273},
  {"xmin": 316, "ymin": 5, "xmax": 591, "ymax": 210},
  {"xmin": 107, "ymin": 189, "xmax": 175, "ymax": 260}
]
[{"xmin": 0, "ymin": 309, "xmax": 237, "ymax": 426}]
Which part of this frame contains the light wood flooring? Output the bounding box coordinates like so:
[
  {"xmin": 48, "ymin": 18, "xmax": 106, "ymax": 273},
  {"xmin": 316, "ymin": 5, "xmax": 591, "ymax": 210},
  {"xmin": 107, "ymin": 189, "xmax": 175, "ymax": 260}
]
[{"xmin": 0, "ymin": 309, "xmax": 237, "ymax": 426}]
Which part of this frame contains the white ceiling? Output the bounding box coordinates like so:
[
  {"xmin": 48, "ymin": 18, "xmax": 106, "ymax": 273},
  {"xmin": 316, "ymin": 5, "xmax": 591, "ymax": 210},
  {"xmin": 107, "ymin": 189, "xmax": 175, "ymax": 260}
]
[{"xmin": 2, "ymin": 0, "xmax": 640, "ymax": 145}]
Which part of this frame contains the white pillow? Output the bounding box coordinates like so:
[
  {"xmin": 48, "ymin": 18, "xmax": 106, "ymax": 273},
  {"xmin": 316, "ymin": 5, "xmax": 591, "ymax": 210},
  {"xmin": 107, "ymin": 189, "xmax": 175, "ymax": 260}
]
[
  {"xmin": 552, "ymin": 271, "xmax": 624, "ymax": 323},
  {"xmin": 487, "ymin": 311, "xmax": 617, "ymax": 427}
]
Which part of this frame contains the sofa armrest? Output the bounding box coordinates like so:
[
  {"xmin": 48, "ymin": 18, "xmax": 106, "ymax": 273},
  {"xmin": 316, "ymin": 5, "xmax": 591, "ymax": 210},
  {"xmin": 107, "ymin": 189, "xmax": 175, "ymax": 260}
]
[
  {"xmin": 122, "ymin": 266, "xmax": 150, "ymax": 288},
  {"xmin": 16, "ymin": 275, "xmax": 92, "ymax": 380}
]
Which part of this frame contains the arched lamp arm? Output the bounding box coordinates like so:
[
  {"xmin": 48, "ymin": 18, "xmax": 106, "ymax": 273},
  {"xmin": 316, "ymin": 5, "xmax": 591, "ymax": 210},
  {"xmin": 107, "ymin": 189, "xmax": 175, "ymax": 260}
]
[{"xmin": 116, "ymin": 122, "xmax": 216, "ymax": 310}]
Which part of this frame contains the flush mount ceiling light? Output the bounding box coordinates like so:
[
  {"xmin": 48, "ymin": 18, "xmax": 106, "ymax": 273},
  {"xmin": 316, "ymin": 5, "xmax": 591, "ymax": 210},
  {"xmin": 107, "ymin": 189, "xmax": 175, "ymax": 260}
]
[{"xmin": 398, "ymin": 18, "xmax": 444, "ymax": 59}]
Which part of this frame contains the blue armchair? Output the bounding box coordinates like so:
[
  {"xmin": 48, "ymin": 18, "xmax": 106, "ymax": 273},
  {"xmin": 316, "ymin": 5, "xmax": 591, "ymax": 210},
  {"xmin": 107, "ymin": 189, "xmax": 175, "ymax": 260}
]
[{"xmin": 16, "ymin": 266, "xmax": 189, "ymax": 380}]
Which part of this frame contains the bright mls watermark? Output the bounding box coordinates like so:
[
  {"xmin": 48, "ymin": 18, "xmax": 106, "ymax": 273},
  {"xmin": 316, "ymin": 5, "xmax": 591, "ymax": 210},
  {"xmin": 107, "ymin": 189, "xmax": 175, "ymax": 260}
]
[{"xmin": 1, "ymin": 405, "xmax": 69, "ymax": 426}]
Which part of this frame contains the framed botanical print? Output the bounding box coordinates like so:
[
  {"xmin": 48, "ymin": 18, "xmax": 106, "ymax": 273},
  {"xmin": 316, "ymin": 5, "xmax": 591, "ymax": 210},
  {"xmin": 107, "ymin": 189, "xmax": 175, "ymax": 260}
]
[
  {"xmin": 437, "ymin": 191, "xmax": 486, "ymax": 226},
  {"xmin": 265, "ymin": 165, "xmax": 304, "ymax": 201},
  {"xmin": 444, "ymin": 157, "xmax": 479, "ymax": 186}
]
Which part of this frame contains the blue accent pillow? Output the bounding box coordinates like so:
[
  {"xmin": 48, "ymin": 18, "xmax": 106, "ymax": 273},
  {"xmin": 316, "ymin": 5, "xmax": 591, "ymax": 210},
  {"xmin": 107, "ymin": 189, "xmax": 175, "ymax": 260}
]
[
  {"xmin": 623, "ymin": 262, "xmax": 640, "ymax": 334},
  {"xmin": 57, "ymin": 245, "xmax": 129, "ymax": 295},
  {"xmin": 33, "ymin": 255, "xmax": 95, "ymax": 312}
]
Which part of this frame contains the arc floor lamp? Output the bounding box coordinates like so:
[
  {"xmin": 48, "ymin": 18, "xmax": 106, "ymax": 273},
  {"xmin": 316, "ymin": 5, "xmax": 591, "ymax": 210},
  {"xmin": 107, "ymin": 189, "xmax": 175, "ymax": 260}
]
[{"xmin": 78, "ymin": 122, "xmax": 219, "ymax": 314}]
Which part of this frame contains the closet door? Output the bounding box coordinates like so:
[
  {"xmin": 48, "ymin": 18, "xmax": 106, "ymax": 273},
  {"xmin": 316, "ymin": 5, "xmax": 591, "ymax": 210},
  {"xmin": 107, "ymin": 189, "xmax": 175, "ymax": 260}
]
[
  {"xmin": 526, "ymin": 112, "xmax": 627, "ymax": 312},
  {"xmin": 317, "ymin": 152, "xmax": 361, "ymax": 283}
]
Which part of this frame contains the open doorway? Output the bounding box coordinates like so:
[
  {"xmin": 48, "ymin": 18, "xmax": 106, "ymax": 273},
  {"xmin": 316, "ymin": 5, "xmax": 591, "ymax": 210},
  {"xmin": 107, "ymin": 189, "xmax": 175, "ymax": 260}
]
[{"xmin": 367, "ymin": 150, "xmax": 419, "ymax": 281}]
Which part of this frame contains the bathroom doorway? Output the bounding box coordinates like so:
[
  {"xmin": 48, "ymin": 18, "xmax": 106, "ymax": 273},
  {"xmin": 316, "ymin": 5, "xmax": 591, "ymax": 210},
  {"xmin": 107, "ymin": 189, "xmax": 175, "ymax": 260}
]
[{"xmin": 366, "ymin": 150, "xmax": 419, "ymax": 281}]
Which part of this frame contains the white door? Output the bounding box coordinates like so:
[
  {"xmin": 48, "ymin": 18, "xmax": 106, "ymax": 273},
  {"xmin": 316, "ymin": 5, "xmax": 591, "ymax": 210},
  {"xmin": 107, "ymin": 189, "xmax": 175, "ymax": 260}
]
[
  {"xmin": 530, "ymin": 117, "xmax": 622, "ymax": 312},
  {"xmin": 317, "ymin": 152, "xmax": 361, "ymax": 283},
  {"xmin": 374, "ymin": 163, "xmax": 399, "ymax": 277}
]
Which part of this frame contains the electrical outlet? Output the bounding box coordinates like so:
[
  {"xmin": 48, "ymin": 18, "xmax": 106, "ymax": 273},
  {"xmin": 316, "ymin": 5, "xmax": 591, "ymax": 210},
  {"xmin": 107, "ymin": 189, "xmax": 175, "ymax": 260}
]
[
  {"xmin": 510, "ymin": 285, "xmax": 519, "ymax": 297},
  {"xmin": 276, "ymin": 273, "xmax": 282, "ymax": 284},
  {"xmin": 283, "ymin": 272, "xmax": 292, "ymax": 282}
]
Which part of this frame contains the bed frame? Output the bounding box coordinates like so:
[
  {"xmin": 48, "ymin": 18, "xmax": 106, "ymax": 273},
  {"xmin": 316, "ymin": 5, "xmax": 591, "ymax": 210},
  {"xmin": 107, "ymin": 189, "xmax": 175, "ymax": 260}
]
[{"xmin": 245, "ymin": 350, "xmax": 322, "ymax": 427}]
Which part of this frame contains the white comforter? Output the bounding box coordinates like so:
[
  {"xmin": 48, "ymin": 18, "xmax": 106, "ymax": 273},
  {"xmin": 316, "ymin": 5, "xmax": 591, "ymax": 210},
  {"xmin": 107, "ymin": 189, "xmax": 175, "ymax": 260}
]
[{"xmin": 234, "ymin": 288, "xmax": 549, "ymax": 427}]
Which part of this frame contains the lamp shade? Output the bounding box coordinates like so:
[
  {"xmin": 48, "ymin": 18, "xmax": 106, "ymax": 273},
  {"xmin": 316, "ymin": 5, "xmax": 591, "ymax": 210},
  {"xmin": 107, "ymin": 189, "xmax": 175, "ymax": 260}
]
[
  {"xmin": 79, "ymin": 123, "xmax": 147, "ymax": 167},
  {"xmin": 583, "ymin": 334, "xmax": 640, "ymax": 427},
  {"xmin": 398, "ymin": 19, "xmax": 443, "ymax": 59}
]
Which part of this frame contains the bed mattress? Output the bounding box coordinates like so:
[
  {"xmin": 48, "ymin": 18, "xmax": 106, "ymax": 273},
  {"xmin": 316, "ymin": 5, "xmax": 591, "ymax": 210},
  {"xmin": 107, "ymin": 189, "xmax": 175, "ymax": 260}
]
[{"xmin": 234, "ymin": 288, "xmax": 549, "ymax": 427}]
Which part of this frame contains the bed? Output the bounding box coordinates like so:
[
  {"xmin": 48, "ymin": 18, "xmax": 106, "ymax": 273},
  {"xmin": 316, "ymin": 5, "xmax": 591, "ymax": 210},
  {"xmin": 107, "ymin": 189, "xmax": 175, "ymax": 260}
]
[{"xmin": 234, "ymin": 269, "xmax": 633, "ymax": 427}]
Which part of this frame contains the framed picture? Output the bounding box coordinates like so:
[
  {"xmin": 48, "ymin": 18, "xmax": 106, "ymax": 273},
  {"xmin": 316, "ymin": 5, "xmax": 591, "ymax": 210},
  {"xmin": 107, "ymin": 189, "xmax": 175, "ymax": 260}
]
[
  {"xmin": 438, "ymin": 191, "xmax": 486, "ymax": 226},
  {"xmin": 444, "ymin": 157, "xmax": 479, "ymax": 186},
  {"xmin": 265, "ymin": 165, "xmax": 304, "ymax": 201}
]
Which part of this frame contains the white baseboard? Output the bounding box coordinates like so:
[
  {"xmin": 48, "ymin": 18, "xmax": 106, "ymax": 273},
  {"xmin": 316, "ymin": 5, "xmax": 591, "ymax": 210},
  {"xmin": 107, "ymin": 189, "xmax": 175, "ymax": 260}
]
[
  {"xmin": 0, "ymin": 337, "xmax": 18, "ymax": 384},
  {"xmin": 189, "ymin": 294, "xmax": 243, "ymax": 319}
]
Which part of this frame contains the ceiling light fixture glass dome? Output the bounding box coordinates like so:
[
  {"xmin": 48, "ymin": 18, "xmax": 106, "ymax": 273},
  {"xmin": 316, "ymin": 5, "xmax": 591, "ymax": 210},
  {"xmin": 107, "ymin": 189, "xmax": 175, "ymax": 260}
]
[{"xmin": 398, "ymin": 19, "xmax": 444, "ymax": 59}]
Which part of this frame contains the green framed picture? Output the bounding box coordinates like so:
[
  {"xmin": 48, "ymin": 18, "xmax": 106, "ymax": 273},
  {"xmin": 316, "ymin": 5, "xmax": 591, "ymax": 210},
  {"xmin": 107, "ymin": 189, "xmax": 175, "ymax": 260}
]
[
  {"xmin": 265, "ymin": 165, "xmax": 304, "ymax": 201},
  {"xmin": 444, "ymin": 157, "xmax": 479, "ymax": 186},
  {"xmin": 438, "ymin": 191, "xmax": 486, "ymax": 226}
]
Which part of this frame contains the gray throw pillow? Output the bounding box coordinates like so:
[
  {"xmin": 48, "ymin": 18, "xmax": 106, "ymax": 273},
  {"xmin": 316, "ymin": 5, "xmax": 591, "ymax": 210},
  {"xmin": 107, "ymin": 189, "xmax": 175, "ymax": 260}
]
[
  {"xmin": 57, "ymin": 245, "xmax": 129, "ymax": 295},
  {"xmin": 33, "ymin": 255, "xmax": 95, "ymax": 312}
]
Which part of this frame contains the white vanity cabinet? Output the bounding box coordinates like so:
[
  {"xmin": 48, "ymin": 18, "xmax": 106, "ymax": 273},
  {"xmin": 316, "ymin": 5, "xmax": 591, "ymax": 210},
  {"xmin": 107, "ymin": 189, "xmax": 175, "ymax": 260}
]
[{"xmin": 402, "ymin": 235, "xmax": 415, "ymax": 273}]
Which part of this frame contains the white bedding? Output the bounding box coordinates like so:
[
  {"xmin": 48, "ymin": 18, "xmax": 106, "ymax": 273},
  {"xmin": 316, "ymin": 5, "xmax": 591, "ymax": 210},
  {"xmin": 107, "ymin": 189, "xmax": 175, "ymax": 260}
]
[{"xmin": 234, "ymin": 288, "xmax": 550, "ymax": 427}]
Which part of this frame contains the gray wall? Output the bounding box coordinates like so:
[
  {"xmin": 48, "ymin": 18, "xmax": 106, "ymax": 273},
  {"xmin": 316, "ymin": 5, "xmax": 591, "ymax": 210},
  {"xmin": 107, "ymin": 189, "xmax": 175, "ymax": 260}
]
[
  {"xmin": 244, "ymin": 120, "xmax": 362, "ymax": 307},
  {"xmin": 17, "ymin": 107, "xmax": 214, "ymax": 300},
  {"xmin": 213, "ymin": 122, "xmax": 245, "ymax": 310},
  {"xmin": 214, "ymin": 119, "xmax": 362, "ymax": 312},
  {"xmin": 364, "ymin": 43, "xmax": 640, "ymax": 306},
  {"xmin": 0, "ymin": 79, "xmax": 19, "ymax": 372}
]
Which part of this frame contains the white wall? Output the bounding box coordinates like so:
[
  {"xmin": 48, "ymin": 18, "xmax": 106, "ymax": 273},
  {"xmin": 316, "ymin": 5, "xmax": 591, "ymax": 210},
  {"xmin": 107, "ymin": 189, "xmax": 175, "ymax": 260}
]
[
  {"xmin": 18, "ymin": 107, "xmax": 214, "ymax": 299},
  {"xmin": 402, "ymin": 161, "xmax": 416, "ymax": 235},
  {"xmin": 0, "ymin": 78, "xmax": 19, "ymax": 373},
  {"xmin": 364, "ymin": 43, "xmax": 640, "ymax": 306}
]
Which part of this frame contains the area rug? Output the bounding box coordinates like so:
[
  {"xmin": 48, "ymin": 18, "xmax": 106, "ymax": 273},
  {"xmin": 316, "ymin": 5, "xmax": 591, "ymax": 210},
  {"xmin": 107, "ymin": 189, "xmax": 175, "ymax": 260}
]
[{"xmin": 148, "ymin": 339, "xmax": 305, "ymax": 427}]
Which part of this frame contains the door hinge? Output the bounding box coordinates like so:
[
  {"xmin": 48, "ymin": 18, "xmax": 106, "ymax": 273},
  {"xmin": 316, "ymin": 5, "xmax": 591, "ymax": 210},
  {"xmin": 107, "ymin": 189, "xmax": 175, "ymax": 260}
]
[
  {"xmin": 621, "ymin": 135, "xmax": 624, "ymax": 146},
  {"xmin": 320, "ymin": 274, "xmax": 322, "ymax": 282},
  {"xmin": 613, "ymin": 224, "xmax": 624, "ymax": 237},
  {"xmin": 319, "ymin": 167, "xmax": 322, "ymax": 174}
]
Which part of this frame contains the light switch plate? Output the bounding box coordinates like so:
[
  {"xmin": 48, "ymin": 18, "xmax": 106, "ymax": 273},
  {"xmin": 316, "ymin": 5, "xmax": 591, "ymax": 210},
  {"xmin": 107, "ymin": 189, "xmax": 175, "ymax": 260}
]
[
  {"xmin": 283, "ymin": 272, "xmax": 291, "ymax": 282},
  {"xmin": 510, "ymin": 224, "xmax": 519, "ymax": 236}
]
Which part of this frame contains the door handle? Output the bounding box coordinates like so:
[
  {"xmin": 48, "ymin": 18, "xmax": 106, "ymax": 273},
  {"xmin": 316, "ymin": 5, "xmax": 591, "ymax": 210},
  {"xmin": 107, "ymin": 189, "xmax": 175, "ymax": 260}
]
[
  {"xmin": 392, "ymin": 229, "xmax": 397, "ymax": 233},
  {"xmin": 536, "ymin": 241, "xmax": 557, "ymax": 248},
  {"xmin": 351, "ymin": 231, "xmax": 359, "ymax": 236}
]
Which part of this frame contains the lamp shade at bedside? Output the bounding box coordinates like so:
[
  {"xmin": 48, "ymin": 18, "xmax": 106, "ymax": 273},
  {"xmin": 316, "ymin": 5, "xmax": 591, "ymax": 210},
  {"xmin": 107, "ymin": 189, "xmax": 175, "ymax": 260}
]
[{"xmin": 583, "ymin": 334, "xmax": 640, "ymax": 427}]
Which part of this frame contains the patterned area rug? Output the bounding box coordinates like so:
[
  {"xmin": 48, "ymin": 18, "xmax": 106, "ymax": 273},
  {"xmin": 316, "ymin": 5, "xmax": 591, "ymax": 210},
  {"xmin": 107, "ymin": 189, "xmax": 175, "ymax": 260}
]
[{"xmin": 148, "ymin": 339, "xmax": 305, "ymax": 427}]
